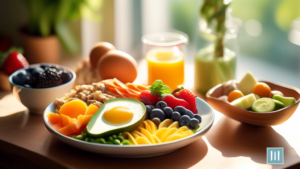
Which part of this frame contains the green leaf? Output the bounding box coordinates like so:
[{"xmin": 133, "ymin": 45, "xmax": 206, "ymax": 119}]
[
  {"xmin": 55, "ymin": 22, "xmax": 80, "ymax": 54},
  {"xmin": 159, "ymin": 85, "xmax": 172, "ymax": 95},
  {"xmin": 149, "ymin": 80, "xmax": 172, "ymax": 96}
]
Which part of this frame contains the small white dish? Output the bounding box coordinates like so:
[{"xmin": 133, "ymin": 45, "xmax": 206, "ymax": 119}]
[
  {"xmin": 43, "ymin": 97, "xmax": 214, "ymax": 158},
  {"xmin": 9, "ymin": 63, "xmax": 76, "ymax": 115}
]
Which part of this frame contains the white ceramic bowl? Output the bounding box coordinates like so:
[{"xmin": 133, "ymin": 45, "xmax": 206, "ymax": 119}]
[
  {"xmin": 9, "ymin": 64, "xmax": 76, "ymax": 115},
  {"xmin": 43, "ymin": 97, "xmax": 215, "ymax": 158}
]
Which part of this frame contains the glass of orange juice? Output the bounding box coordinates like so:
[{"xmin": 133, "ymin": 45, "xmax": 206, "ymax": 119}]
[{"xmin": 142, "ymin": 32, "xmax": 188, "ymax": 91}]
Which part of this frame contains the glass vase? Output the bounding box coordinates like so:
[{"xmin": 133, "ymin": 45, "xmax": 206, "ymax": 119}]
[{"xmin": 194, "ymin": 13, "xmax": 239, "ymax": 95}]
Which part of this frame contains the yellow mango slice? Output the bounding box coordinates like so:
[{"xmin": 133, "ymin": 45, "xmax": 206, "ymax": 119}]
[
  {"xmin": 122, "ymin": 132, "xmax": 137, "ymax": 145},
  {"xmin": 152, "ymin": 135, "xmax": 161, "ymax": 144},
  {"xmin": 132, "ymin": 130, "xmax": 145, "ymax": 138},
  {"xmin": 135, "ymin": 137, "xmax": 152, "ymax": 145},
  {"xmin": 168, "ymin": 121, "xmax": 179, "ymax": 129},
  {"xmin": 165, "ymin": 134, "xmax": 187, "ymax": 142},
  {"xmin": 143, "ymin": 121, "xmax": 152, "ymax": 134},
  {"xmin": 180, "ymin": 130, "xmax": 194, "ymax": 136},
  {"xmin": 160, "ymin": 128, "xmax": 177, "ymax": 142},
  {"xmin": 145, "ymin": 120, "xmax": 157, "ymax": 134},
  {"xmin": 159, "ymin": 119, "xmax": 174, "ymax": 129},
  {"xmin": 140, "ymin": 128, "xmax": 155, "ymax": 144},
  {"xmin": 155, "ymin": 128, "xmax": 168, "ymax": 140},
  {"xmin": 175, "ymin": 126, "xmax": 190, "ymax": 134},
  {"xmin": 131, "ymin": 132, "xmax": 139, "ymax": 138}
]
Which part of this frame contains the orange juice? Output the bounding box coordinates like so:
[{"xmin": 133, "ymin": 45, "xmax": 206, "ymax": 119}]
[{"xmin": 147, "ymin": 50, "xmax": 184, "ymax": 90}]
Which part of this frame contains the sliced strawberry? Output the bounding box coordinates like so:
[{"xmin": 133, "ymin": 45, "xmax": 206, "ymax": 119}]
[
  {"xmin": 174, "ymin": 89, "xmax": 198, "ymax": 114},
  {"xmin": 140, "ymin": 90, "xmax": 159, "ymax": 105},
  {"xmin": 1, "ymin": 51, "xmax": 29, "ymax": 75},
  {"xmin": 163, "ymin": 94, "xmax": 193, "ymax": 111}
]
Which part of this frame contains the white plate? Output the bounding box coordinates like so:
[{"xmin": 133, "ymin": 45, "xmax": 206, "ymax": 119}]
[{"xmin": 43, "ymin": 97, "xmax": 215, "ymax": 158}]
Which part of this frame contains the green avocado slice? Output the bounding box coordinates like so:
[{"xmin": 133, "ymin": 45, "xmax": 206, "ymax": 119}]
[{"xmin": 86, "ymin": 98, "xmax": 146, "ymax": 138}]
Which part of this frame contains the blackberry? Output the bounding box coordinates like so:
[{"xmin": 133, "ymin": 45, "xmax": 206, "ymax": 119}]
[
  {"xmin": 61, "ymin": 70, "xmax": 73, "ymax": 83},
  {"xmin": 35, "ymin": 67, "xmax": 63, "ymax": 88}
]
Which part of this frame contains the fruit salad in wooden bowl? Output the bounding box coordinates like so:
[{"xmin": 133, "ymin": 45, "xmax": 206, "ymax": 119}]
[{"xmin": 206, "ymin": 72, "xmax": 300, "ymax": 126}]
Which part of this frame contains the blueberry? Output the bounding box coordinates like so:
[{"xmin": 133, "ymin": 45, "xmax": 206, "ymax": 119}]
[
  {"xmin": 146, "ymin": 105, "xmax": 153, "ymax": 114},
  {"xmin": 150, "ymin": 108, "xmax": 165, "ymax": 121},
  {"xmin": 194, "ymin": 114, "xmax": 202, "ymax": 123},
  {"xmin": 189, "ymin": 118, "xmax": 199, "ymax": 129},
  {"xmin": 171, "ymin": 111, "xmax": 181, "ymax": 121},
  {"xmin": 155, "ymin": 101, "xmax": 167, "ymax": 110},
  {"xmin": 185, "ymin": 110, "xmax": 194, "ymax": 118},
  {"xmin": 61, "ymin": 71, "xmax": 72, "ymax": 83},
  {"xmin": 13, "ymin": 70, "xmax": 27, "ymax": 85},
  {"xmin": 39, "ymin": 64, "xmax": 50, "ymax": 70},
  {"xmin": 179, "ymin": 115, "xmax": 190, "ymax": 127},
  {"xmin": 25, "ymin": 67, "xmax": 34, "ymax": 73},
  {"xmin": 163, "ymin": 107, "xmax": 173, "ymax": 118},
  {"xmin": 32, "ymin": 67, "xmax": 44, "ymax": 76},
  {"xmin": 174, "ymin": 106, "xmax": 186, "ymax": 116}
]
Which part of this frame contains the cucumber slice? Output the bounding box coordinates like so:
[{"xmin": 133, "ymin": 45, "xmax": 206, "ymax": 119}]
[
  {"xmin": 273, "ymin": 95, "xmax": 296, "ymax": 107},
  {"xmin": 252, "ymin": 98, "xmax": 275, "ymax": 113},
  {"xmin": 273, "ymin": 99, "xmax": 285, "ymax": 110}
]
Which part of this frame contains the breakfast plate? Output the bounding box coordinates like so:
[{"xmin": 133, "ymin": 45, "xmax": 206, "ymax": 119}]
[{"xmin": 43, "ymin": 97, "xmax": 214, "ymax": 158}]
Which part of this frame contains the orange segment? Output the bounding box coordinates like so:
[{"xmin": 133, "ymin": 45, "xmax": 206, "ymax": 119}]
[
  {"xmin": 253, "ymin": 82, "xmax": 271, "ymax": 98},
  {"xmin": 80, "ymin": 115, "xmax": 93, "ymax": 131},
  {"xmin": 59, "ymin": 100, "xmax": 87, "ymax": 118},
  {"xmin": 52, "ymin": 123, "xmax": 63, "ymax": 131},
  {"xmin": 228, "ymin": 90, "xmax": 244, "ymax": 102},
  {"xmin": 59, "ymin": 114, "xmax": 71, "ymax": 127},
  {"xmin": 85, "ymin": 104, "xmax": 99, "ymax": 115},
  {"xmin": 47, "ymin": 113, "xmax": 60, "ymax": 124}
]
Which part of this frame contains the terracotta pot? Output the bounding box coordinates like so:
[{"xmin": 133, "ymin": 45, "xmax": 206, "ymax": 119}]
[{"xmin": 19, "ymin": 32, "xmax": 60, "ymax": 64}]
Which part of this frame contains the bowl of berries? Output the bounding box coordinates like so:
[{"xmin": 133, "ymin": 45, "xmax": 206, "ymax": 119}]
[{"xmin": 9, "ymin": 63, "xmax": 76, "ymax": 114}]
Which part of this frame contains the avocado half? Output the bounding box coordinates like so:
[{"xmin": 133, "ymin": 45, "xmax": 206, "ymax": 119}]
[{"xmin": 86, "ymin": 98, "xmax": 146, "ymax": 138}]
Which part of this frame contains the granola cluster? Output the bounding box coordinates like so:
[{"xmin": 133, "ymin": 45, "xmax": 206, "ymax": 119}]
[{"xmin": 54, "ymin": 82, "xmax": 116, "ymax": 113}]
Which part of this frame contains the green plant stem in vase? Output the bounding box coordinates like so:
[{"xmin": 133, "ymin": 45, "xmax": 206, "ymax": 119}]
[{"xmin": 194, "ymin": 0, "xmax": 237, "ymax": 95}]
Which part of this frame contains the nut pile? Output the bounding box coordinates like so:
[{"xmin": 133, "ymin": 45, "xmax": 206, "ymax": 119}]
[{"xmin": 54, "ymin": 82, "xmax": 116, "ymax": 113}]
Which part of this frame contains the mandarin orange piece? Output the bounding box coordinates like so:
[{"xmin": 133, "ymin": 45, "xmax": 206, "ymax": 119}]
[
  {"xmin": 59, "ymin": 100, "xmax": 87, "ymax": 118},
  {"xmin": 47, "ymin": 113, "xmax": 60, "ymax": 124},
  {"xmin": 85, "ymin": 104, "xmax": 99, "ymax": 115},
  {"xmin": 228, "ymin": 90, "xmax": 244, "ymax": 102},
  {"xmin": 252, "ymin": 82, "xmax": 271, "ymax": 98}
]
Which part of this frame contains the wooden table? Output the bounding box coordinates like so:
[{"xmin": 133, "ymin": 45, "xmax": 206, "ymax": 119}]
[{"xmin": 1, "ymin": 90, "xmax": 300, "ymax": 169}]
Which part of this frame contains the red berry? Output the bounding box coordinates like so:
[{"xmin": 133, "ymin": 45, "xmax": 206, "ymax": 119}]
[
  {"xmin": 140, "ymin": 90, "xmax": 160, "ymax": 105},
  {"xmin": 163, "ymin": 94, "xmax": 192, "ymax": 111},
  {"xmin": 1, "ymin": 51, "xmax": 29, "ymax": 75},
  {"xmin": 175, "ymin": 89, "xmax": 198, "ymax": 114}
]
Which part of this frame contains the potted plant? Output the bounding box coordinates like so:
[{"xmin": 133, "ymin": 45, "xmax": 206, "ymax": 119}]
[
  {"xmin": 20, "ymin": 0, "xmax": 98, "ymax": 63},
  {"xmin": 194, "ymin": 0, "xmax": 238, "ymax": 94}
]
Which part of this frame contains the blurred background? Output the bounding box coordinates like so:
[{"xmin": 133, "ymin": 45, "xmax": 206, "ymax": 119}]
[{"xmin": 0, "ymin": 0, "xmax": 299, "ymax": 87}]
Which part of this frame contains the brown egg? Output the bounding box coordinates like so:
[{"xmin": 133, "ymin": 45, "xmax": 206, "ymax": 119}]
[
  {"xmin": 97, "ymin": 50, "xmax": 138, "ymax": 83},
  {"xmin": 89, "ymin": 42, "xmax": 116, "ymax": 68}
]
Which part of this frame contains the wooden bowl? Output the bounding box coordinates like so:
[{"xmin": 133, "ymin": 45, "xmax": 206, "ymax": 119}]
[{"xmin": 206, "ymin": 80, "xmax": 300, "ymax": 126}]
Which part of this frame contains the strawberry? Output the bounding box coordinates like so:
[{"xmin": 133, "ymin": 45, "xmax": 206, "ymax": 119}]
[
  {"xmin": 174, "ymin": 89, "xmax": 198, "ymax": 114},
  {"xmin": 1, "ymin": 51, "xmax": 29, "ymax": 75},
  {"xmin": 163, "ymin": 94, "xmax": 193, "ymax": 111},
  {"xmin": 140, "ymin": 90, "xmax": 160, "ymax": 105}
]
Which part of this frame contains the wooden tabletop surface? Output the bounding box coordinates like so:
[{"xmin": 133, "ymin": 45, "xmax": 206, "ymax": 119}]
[
  {"xmin": 1, "ymin": 90, "xmax": 300, "ymax": 169},
  {"xmin": 1, "ymin": 58, "xmax": 300, "ymax": 169}
]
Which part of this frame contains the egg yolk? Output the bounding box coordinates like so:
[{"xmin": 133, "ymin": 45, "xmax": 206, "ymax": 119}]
[{"xmin": 103, "ymin": 106, "xmax": 133, "ymax": 124}]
